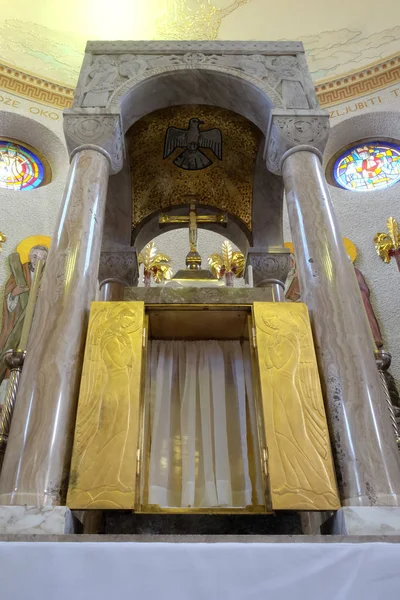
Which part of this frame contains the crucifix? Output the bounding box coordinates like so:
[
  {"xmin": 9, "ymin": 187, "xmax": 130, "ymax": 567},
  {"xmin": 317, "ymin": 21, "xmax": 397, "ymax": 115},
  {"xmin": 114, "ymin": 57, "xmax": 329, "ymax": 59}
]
[{"xmin": 159, "ymin": 197, "xmax": 227, "ymax": 272}]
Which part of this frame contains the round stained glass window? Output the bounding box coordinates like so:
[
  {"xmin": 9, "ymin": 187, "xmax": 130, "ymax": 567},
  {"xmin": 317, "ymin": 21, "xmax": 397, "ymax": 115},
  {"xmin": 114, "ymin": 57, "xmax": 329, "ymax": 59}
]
[
  {"xmin": 333, "ymin": 141, "xmax": 400, "ymax": 192},
  {"xmin": 0, "ymin": 140, "xmax": 46, "ymax": 190}
]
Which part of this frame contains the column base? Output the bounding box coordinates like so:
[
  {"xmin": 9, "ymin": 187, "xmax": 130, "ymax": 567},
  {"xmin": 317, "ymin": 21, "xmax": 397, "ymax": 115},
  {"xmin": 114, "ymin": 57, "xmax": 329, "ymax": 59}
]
[
  {"xmin": 322, "ymin": 507, "xmax": 400, "ymax": 535},
  {"xmin": 0, "ymin": 506, "xmax": 79, "ymax": 534}
]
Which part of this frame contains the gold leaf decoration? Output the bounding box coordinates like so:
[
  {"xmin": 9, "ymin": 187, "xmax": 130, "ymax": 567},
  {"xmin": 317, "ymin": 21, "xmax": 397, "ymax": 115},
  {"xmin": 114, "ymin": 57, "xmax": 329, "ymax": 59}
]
[
  {"xmin": 222, "ymin": 240, "xmax": 233, "ymax": 271},
  {"xmin": 138, "ymin": 242, "xmax": 172, "ymax": 284},
  {"xmin": 208, "ymin": 240, "xmax": 245, "ymax": 280},
  {"xmin": 231, "ymin": 251, "xmax": 245, "ymax": 277},
  {"xmin": 208, "ymin": 253, "xmax": 224, "ymax": 278},
  {"xmin": 153, "ymin": 263, "xmax": 173, "ymax": 283},
  {"xmin": 387, "ymin": 217, "xmax": 400, "ymax": 248},
  {"xmin": 374, "ymin": 217, "xmax": 400, "ymax": 265},
  {"xmin": 374, "ymin": 233, "xmax": 393, "ymax": 263},
  {"xmin": 0, "ymin": 231, "xmax": 6, "ymax": 252}
]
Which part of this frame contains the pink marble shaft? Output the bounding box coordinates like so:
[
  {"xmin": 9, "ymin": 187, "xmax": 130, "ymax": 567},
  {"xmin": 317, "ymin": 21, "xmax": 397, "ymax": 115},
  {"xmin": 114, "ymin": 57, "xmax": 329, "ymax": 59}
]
[
  {"xmin": 0, "ymin": 149, "xmax": 110, "ymax": 507},
  {"xmin": 283, "ymin": 150, "xmax": 400, "ymax": 507}
]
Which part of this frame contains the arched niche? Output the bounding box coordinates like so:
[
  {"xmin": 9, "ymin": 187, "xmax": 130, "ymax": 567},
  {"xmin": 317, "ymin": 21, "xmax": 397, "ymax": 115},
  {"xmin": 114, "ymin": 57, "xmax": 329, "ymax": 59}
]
[
  {"xmin": 101, "ymin": 65, "xmax": 284, "ymax": 250},
  {"xmin": 111, "ymin": 67, "xmax": 275, "ymax": 134},
  {"xmin": 133, "ymin": 203, "xmax": 251, "ymax": 255},
  {"xmin": 103, "ymin": 91, "xmax": 283, "ymax": 251}
]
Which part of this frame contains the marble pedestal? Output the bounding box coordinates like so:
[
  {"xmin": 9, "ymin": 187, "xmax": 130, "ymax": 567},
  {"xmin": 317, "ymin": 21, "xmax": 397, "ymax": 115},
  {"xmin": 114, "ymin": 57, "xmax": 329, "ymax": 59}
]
[
  {"xmin": 0, "ymin": 506, "xmax": 78, "ymax": 534},
  {"xmin": 323, "ymin": 507, "xmax": 400, "ymax": 535}
]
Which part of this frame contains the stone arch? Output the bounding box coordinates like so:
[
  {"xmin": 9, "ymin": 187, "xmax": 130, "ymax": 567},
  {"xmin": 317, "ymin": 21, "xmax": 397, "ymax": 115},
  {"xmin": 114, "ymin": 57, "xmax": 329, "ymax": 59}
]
[
  {"xmin": 110, "ymin": 66, "xmax": 277, "ymax": 134},
  {"xmin": 104, "ymin": 67, "xmax": 284, "ymax": 250}
]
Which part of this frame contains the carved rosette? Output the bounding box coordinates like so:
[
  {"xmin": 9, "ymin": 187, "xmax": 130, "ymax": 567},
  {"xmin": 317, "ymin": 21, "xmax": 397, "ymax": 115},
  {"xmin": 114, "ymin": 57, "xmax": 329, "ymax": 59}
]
[
  {"xmin": 245, "ymin": 248, "xmax": 291, "ymax": 288},
  {"xmin": 98, "ymin": 248, "xmax": 139, "ymax": 287},
  {"xmin": 63, "ymin": 114, "xmax": 124, "ymax": 174},
  {"xmin": 265, "ymin": 111, "xmax": 330, "ymax": 175}
]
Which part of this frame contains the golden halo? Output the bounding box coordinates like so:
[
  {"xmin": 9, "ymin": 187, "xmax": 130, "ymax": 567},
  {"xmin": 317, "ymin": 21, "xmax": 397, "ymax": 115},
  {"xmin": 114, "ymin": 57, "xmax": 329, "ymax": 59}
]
[
  {"xmin": 343, "ymin": 237, "xmax": 357, "ymax": 263},
  {"xmin": 285, "ymin": 238, "xmax": 357, "ymax": 263},
  {"xmin": 16, "ymin": 235, "xmax": 51, "ymax": 264}
]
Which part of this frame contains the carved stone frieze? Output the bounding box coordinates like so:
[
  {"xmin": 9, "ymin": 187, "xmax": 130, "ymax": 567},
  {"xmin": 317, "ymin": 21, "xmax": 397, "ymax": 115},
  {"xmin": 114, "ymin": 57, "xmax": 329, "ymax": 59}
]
[
  {"xmin": 85, "ymin": 41, "xmax": 305, "ymax": 54},
  {"xmin": 98, "ymin": 248, "xmax": 139, "ymax": 287},
  {"xmin": 245, "ymin": 247, "xmax": 291, "ymax": 287},
  {"xmin": 63, "ymin": 114, "xmax": 124, "ymax": 174},
  {"xmin": 73, "ymin": 42, "xmax": 317, "ymax": 113},
  {"xmin": 265, "ymin": 110, "xmax": 330, "ymax": 175}
]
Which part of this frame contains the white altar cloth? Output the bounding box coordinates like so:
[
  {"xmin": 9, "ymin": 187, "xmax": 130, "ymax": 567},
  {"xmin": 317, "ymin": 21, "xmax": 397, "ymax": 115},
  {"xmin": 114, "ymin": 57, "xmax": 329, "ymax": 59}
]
[{"xmin": 1, "ymin": 541, "xmax": 400, "ymax": 600}]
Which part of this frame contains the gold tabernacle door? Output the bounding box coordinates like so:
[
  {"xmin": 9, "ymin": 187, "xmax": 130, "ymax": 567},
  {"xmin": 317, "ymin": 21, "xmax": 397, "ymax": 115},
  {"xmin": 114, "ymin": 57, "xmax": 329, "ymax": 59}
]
[{"xmin": 67, "ymin": 301, "xmax": 340, "ymax": 512}]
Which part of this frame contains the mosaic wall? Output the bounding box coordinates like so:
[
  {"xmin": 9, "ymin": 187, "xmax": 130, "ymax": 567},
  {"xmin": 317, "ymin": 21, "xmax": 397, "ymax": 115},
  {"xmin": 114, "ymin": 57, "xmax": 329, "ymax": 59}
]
[{"xmin": 128, "ymin": 105, "xmax": 261, "ymax": 233}]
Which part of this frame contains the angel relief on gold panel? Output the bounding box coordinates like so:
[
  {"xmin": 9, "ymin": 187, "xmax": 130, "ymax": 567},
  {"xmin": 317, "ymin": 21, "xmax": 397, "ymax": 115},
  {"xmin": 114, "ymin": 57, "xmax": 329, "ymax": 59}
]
[
  {"xmin": 253, "ymin": 303, "xmax": 339, "ymax": 510},
  {"xmin": 68, "ymin": 302, "xmax": 144, "ymax": 509}
]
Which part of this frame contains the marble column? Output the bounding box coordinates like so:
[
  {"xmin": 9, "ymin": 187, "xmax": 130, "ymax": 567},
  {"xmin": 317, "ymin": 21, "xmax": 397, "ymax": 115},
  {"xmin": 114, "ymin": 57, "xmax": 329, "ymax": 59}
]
[
  {"xmin": 0, "ymin": 147, "xmax": 110, "ymax": 507},
  {"xmin": 98, "ymin": 248, "xmax": 139, "ymax": 301},
  {"xmin": 282, "ymin": 149, "xmax": 400, "ymax": 506},
  {"xmin": 100, "ymin": 281, "xmax": 124, "ymax": 301},
  {"xmin": 245, "ymin": 247, "xmax": 290, "ymax": 301}
]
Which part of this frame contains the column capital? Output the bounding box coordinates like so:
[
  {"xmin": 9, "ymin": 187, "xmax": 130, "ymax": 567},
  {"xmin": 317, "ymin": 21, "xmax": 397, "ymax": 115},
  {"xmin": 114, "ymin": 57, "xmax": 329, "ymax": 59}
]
[
  {"xmin": 63, "ymin": 112, "xmax": 124, "ymax": 174},
  {"xmin": 265, "ymin": 109, "xmax": 330, "ymax": 175},
  {"xmin": 245, "ymin": 247, "xmax": 291, "ymax": 288},
  {"xmin": 99, "ymin": 248, "xmax": 139, "ymax": 288}
]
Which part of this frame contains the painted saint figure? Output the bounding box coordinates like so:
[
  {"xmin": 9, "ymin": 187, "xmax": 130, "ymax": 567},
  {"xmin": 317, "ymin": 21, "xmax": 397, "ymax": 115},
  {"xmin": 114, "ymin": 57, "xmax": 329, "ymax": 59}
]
[
  {"xmin": 260, "ymin": 308, "xmax": 337, "ymax": 507},
  {"xmin": 354, "ymin": 266, "xmax": 383, "ymax": 348},
  {"xmin": 0, "ymin": 244, "xmax": 49, "ymax": 384}
]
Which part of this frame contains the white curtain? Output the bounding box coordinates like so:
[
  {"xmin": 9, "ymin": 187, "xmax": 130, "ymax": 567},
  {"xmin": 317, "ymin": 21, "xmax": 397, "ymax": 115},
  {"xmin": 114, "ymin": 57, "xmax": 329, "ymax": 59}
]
[{"xmin": 145, "ymin": 340, "xmax": 263, "ymax": 508}]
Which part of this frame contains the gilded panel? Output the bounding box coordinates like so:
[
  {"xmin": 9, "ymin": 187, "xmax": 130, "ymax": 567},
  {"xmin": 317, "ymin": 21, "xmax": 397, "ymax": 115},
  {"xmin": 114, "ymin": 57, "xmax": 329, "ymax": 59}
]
[
  {"xmin": 253, "ymin": 302, "xmax": 340, "ymax": 511},
  {"xmin": 128, "ymin": 105, "xmax": 261, "ymax": 232},
  {"xmin": 67, "ymin": 301, "xmax": 145, "ymax": 510}
]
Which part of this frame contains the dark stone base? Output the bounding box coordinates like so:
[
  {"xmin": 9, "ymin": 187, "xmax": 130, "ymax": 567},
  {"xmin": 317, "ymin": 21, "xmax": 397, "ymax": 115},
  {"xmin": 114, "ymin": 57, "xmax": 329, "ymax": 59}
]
[{"xmin": 103, "ymin": 512, "xmax": 302, "ymax": 535}]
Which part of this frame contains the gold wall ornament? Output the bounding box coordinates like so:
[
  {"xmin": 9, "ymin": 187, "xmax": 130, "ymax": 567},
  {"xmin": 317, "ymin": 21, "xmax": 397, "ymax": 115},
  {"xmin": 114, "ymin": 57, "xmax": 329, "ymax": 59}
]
[
  {"xmin": 67, "ymin": 301, "xmax": 146, "ymax": 510},
  {"xmin": 138, "ymin": 242, "xmax": 173, "ymax": 287},
  {"xmin": 374, "ymin": 217, "xmax": 400, "ymax": 267},
  {"xmin": 0, "ymin": 231, "xmax": 6, "ymax": 252},
  {"xmin": 128, "ymin": 105, "xmax": 260, "ymax": 234},
  {"xmin": 252, "ymin": 302, "xmax": 340, "ymax": 511},
  {"xmin": 208, "ymin": 240, "xmax": 245, "ymax": 286}
]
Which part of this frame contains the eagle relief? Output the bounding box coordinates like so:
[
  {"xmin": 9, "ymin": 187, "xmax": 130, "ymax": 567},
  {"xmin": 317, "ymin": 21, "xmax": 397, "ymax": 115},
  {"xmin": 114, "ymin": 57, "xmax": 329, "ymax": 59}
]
[{"xmin": 163, "ymin": 117, "xmax": 222, "ymax": 170}]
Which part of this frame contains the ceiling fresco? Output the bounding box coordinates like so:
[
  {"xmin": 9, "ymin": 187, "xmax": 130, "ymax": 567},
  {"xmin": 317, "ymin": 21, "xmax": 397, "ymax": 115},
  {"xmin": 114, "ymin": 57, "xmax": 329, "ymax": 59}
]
[{"xmin": 0, "ymin": 0, "xmax": 400, "ymax": 106}]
